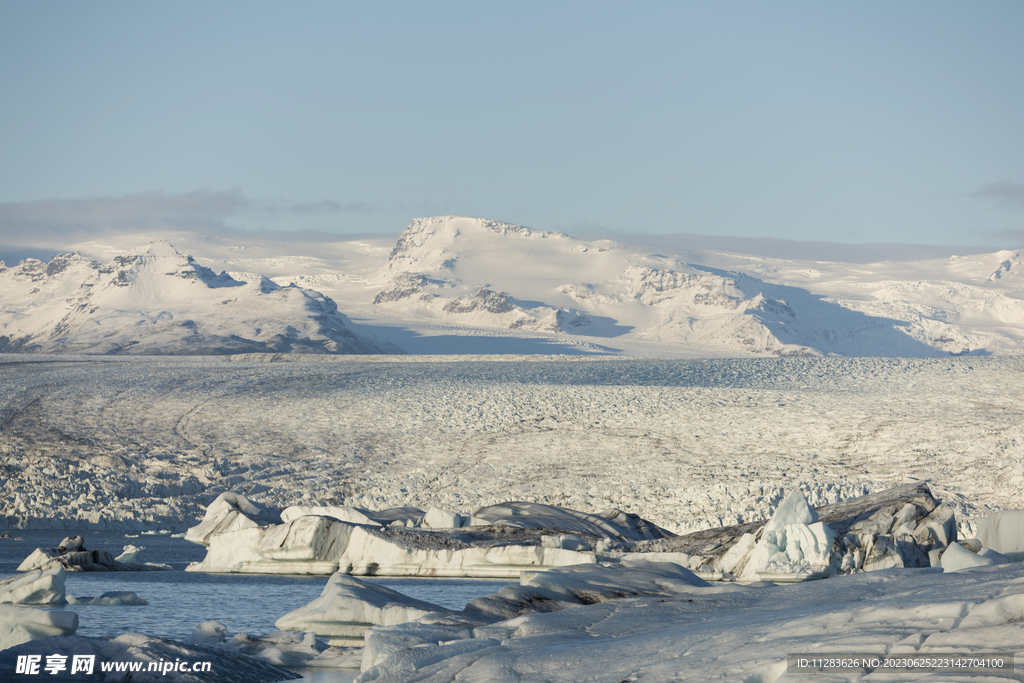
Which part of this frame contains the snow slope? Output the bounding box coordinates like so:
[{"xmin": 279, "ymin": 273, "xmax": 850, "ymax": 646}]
[{"xmin": 0, "ymin": 240, "xmax": 398, "ymax": 355}]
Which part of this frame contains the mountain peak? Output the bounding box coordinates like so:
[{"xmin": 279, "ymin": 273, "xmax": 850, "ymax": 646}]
[{"xmin": 127, "ymin": 239, "xmax": 183, "ymax": 259}]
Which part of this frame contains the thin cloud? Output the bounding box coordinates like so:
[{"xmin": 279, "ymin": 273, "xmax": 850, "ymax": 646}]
[
  {"xmin": 262, "ymin": 199, "xmax": 374, "ymax": 216},
  {"xmin": 0, "ymin": 189, "xmax": 248, "ymax": 243},
  {"xmin": 970, "ymin": 181, "xmax": 1024, "ymax": 209},
  {"xmin": 979, "ymin": 227, "xmax": 1024, "ymax": 247},
  {"xmin": 0, "ymin": 190, "xmax": 373, "ymax": 247}
]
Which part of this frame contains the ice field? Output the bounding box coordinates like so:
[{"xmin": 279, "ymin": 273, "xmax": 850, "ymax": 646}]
[{"xmin": 2, "ymin": 355, "xmax": 1022, "ymax": 538}]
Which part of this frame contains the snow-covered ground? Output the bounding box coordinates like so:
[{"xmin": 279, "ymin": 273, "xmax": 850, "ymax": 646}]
[{"xmin": 1, "ymin": 356, "xmax": 1021, "ymax": 537}]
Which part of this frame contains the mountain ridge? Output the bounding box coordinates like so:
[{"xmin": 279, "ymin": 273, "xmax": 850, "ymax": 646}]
[{"xmin": 0, "ymin": 240, "xmax": 399, "ymax": 355}]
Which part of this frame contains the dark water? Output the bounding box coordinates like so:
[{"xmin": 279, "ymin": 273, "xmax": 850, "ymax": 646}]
[{"xmin": 2, "ymin": 530, "xmax": 506, "ymax": 681}]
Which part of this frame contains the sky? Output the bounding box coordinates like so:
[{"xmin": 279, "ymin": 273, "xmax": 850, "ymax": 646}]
[{"xmin": 1, "ymin": 1, "xmax": 1023, "ymax": 248}]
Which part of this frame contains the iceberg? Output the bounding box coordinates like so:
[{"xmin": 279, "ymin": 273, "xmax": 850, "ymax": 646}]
[
  {"xmin": 184, "ymin": 491, "xmax": 283, "ymax": 546},
  {"xmin": 67, "ymin": 591, "xmax": 148, "ymax": 606},
  {"xmin": 114, "ymin": 544, "xmax": 145, "ymax": 563},
  {"xmin": 0, "ymin": 567, "xmax": 66, "ymax": 605},
  {"xmin": 186, "ymin": 493, "xmax": 682, "ymax": 577},
  {"xmin": 275, "ymin": 572, "xmax": 448, "ymax": 646},
  {"xmin": 634, "ymin": 482, "xmax": 956, "ymax": 580},
  {"xmin": 0, "ymin": 605, "xmax": 78, "ymax": 651},
  {"xmin": 17, "ymin": 536, "xmax": 171, "ymax": 572},
  {"xmin": 189, "ymin": 516, "xmax": 601, "ymax": 577}
]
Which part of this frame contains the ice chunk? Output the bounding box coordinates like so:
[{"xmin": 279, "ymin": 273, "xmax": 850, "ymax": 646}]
[
  {"xmin": 275, "ymin": 572, "xmax": 449, "ymax": 646},
  {"xmin": 187, "ymin": 514, "xmax": 358, "ymax": 574},
  {"xmin": 0, "ymin": 567, "xmax": 66, "ymax": 605},
  {"xmin": 940, "ymin": 542, "xmax": 995, "ymax": 571},
  {"xmin": 0, "ymin": 605, "xmax": 78, "ymax": 650},
  {"xmin": 423, "ymin": 507, "xmax": 468, "ymax": 529},
  {"xmin": 114, "ymin": 545, "xmax": 144, "ymax": 563},
  {"xmin": 225, "ymin": 629, "xmax": 334, "ymax": 668},
  {"xmin": 185, "ymin": 491, "xmax": 283, "ymax": 546},
  {"xmin": 540, "ymin": 534, "xmax": 591, "ymax": 551},
  {"xmin": 977, "ymin": 547, "xmax": 1013, "ymax": 564},
  {"xmin": 762, "ymin": 490, "xmax": 818, "ymax": 532},
  {"xmin": 977, "ymin": 509, "xmax": 1024, "ymax": 561},
  {"xmin": 189, "ymin": 620, "xmax": 228, "ymax": 644},
  {"xmin": 189, "ymin": 515, "xmax": 600, "ymax": 577},
  {"xmin": 67, "ymin": 591, "xmax": 148, "ymax": 606},
  {"xmin": 17, "ymin": 542, "xmax": 170, "ymax": 572},
  {"xmin": 355, "ymin": 637, "xmax": 502, "ymax": 682},
  {"xmin": 731, "ymin": 491, "xmax": 837, "ymax": 580}
]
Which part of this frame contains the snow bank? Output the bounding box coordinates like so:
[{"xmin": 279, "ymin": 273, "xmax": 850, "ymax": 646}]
[
  {"xmin": 0, "ymin": 605, "xmax": 78, "ymax": 650},
  {"xmin": 184, "ymin": 492, "xmax": 283, "ymax": 546},
  {"xmin": 0, "ymin": 567, "xmax": 66, "ymax": 605}
]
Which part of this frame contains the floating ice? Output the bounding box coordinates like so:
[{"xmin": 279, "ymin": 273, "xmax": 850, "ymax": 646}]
[
  {"xmin": 67, "ymin": 591, "xmax": 148, "ymax": 606},
  {"xmin": 17, "ymin": 538, "xmax": 171, "ymax": 572},
  {"xmin": 275, "ymin": 572, "xmax": 447, "ymax": 646},
  {"xmin": 189, "ymin": 620, "xmax": 228, "ymax": 644},
  {"xmin": 184, "ymin": 491, "xmax": 283, "ymax": 546},
  {"xmin": 0, "ymin": 605, "xmax": 78, "ymax": 650},
  {"xmin": 114, "ymin": 544, "xmax": 144, "ymax": 563},
  {"xmin": 0, "ymin": 567, "xmax": 66, "ymax": 605},
  {"xmin": 187, "ymin": 496, "xmax": 662, "ymax": 577}
]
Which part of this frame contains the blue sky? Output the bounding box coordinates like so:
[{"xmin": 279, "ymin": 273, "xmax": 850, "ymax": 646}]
[{"xmin": 1, "ymin": 1, "xmax": 1022, "ymax": 246}]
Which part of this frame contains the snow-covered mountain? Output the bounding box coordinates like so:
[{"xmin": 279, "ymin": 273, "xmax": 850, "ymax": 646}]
[
  {"xmin": 0, "ymin": 240, "xmax": 399, "ymax": 355},
  {"xmin": 367, "ymin": 216, "xmax": 1016, "ymax": 356},
  {"xmin": 4, "ymin": 217, "xmax": 1024, "ymax": 356}
]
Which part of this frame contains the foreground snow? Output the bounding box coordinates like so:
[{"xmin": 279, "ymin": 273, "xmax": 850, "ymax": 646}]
[
  {"xmin": 0, "ymin": 632, "xmax": 302, "ymax": 682},
  {"xmin": 352, "ymin": 562, "xmax": 1024, "ymax": 682}
]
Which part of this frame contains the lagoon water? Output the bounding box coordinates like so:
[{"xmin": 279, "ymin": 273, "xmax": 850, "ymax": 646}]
[{"xmin": 1, "ymin": 529, "xmax": 505, "ymax": 681}]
